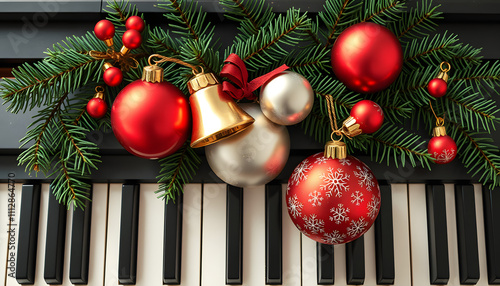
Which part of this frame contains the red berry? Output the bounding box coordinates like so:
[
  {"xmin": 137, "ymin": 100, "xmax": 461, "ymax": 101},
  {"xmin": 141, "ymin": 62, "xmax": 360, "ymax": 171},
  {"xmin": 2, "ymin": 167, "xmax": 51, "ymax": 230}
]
[
  {"xmin": 126, "ymin": 16, "xmax": 145, "ymax": 32},
  {"xmin": 103, "ymin": 67, "xmax": 123, "ymax": 87},
  {"xmin": 122, "ymin": 30, "xmax": 142, "ymax": 50},
  {"xmin": 427, "ymin": 78, "xmax": 448, "ymax": 98},
  {"xmin": 87, "ymin": 98, "xmax": 108, "ymax": 119},
  {"xmin": 94, "ymin": 20, "xmax": 115, "ymax": 41}
]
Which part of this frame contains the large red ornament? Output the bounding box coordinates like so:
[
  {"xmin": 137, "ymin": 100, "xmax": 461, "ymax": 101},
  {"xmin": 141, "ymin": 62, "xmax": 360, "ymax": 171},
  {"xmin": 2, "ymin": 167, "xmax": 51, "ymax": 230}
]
[
  {"xmin": 94, "ymin": 20, "xmax": 115, "ymax": 41},
  {"xmin": 428, "ymin": 127, "xmax": 457, "ymax": 164},
  {"xmin": 126, "ymin": 16, "xmax": 145, "ymax": 32},
  {"xmin": 87, "ymin": 98, "xmax": 107, "ymax": 119},
  {"xmin": 349, "ymin": 100, "xmax": 384, "ymax": 134},
  {"xmin": 111, "ymin": 79, "xmax": 190, "ymax": 159},
  {"xmin": 122, "ymin": 29, "xmax": 142, "ymax": 49},
  {"xmin": 287, "ymin": 153, "xmax": 381, "ymax": 244},
  {"xmin": 331, "ymin": 22, "xmax": 402, "ymax": 94},
  {"xmin": 103, "ymin": 66, "xmax": 123, "ymax": 87}
]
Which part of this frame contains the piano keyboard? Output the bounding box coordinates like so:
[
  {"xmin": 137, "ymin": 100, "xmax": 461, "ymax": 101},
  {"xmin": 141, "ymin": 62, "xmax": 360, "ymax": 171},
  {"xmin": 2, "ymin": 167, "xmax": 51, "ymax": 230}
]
[{"xmin": 2, "ymin": 183, "xmax": 500, "ymax": 285}]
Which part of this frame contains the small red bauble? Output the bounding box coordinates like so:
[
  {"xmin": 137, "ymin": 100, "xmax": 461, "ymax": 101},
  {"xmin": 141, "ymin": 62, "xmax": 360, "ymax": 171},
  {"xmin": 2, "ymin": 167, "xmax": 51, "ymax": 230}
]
[
  {"xmin": 103, "ymin": 67, "xmax": 123, "ymax": 87},
  {"xmin": 122, "ymin": 29, "xmax": 142, "ymax": 50},
  {"xmin": 428, "ymin": 134, "xmax": 457, "ymax": 164},
  {"xmin": 86, "ymin": 98, "xmax": 108, "ymax": 119},
  {"xmin": 331, "ymin": 22, "xmax": 402, "ymax": 94},
  {"xmin": 126, "ymin": 16, "xmax": 145, "ymax": 32},
  {"xmin": 94, "ymin": 20, "xmax": 115, "ymax": 41},
  {"xmin": 287, "ymin": 154, "xmax": 381, "ymax": 244},
  {"xmin": 350, "ymin": 100, "xmax": 384, "ymax": 134},
  {"xmin": 111, "ymin": 80, "xmax": 190, "ymax": 159},
  {"xmin": 427, "ymin": 78, "xmax": 447, "ymax": 98}
]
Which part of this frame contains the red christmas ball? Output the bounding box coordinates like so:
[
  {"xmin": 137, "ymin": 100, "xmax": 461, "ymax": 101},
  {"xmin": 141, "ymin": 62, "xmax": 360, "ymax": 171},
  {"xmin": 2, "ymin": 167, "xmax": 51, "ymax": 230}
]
[
  {"xmin": 428, "ymin": 135, "xmax": 457, "ymax": 164},
  {"xmin": 111, "ymin": 80, "xmax": 190, "ymax": 159},
  {"xmin": 331, "ymin": 22, "xmax": 402, "ymax": 94},
  {"xmin": 350, "ymin": 100, "xmax": 384, "ymax": 134},
  {"xmin": 103, "ymin": 67, "xmax": 123, "ymax": 87},
  {"xmin": 427, "ymin": 78, "xmax": 447, "ymax": 98},
  {"xmin": 126, "ymin": 16, "xmax": 145, "ymax": 32},
  {"xmin": 94, "ymin": 20, "xmax": 115, "ymax": 41},
  {"xmin": 86, "ymin": 98, "xmax": 108, "ymax": 119},
  {"xmin": 287, "ymin": 154, "xmax": 381, "ymax": 244},
  {"xmin": 122, "ymin": 30, "xmax": 142, "ymax": 50}
]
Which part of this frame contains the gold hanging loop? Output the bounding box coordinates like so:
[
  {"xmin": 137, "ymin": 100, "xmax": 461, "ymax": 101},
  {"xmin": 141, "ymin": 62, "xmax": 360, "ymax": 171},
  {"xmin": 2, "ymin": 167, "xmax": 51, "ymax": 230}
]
[
  {"xmin": 147, "ymin": 54, "xmax": 199, "ymax": 73},
  {"xmin": 440, "ymin": 61, "xmax": 451, "ymax": 73}
]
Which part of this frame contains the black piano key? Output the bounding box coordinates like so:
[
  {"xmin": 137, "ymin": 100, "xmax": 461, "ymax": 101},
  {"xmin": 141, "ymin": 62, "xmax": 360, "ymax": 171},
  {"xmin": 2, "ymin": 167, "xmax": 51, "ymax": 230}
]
[
  {"xmin": 317, "ymin": 243, "xmax": 334, "ymax": 285},
  {"xmin": 426, "ymin": 184, "xmax": 449, "ymax": 284},
  {"xmin": 118, "ymin": 184, "xmax": 140, "ymax": 285},
  {"xmin": 44, "ymin": 189, "xmax": 67, "ymax": 284},
  {"xmin": 16, "ymin": 184, "xmax": 41, "ymax": 284},
  {"xmin": 226, "ymin": 185, "xmax": 243, "ymax": 285},
  {"xmin": 265, "ymin": 184, "xmax": 282, "ymax": 285},
  {"xmin": 346, "ymin": 236, "xmax": 365, "ymax": 285},
  {"xmin": 163, "ymin": 192, "xmax": 183, "ymax": 284},
  {"xmin": 455, "ymin": 184, "xmax": 480, "ymax": 284},
  {"xmin": 374, "ymin": 184, "xmax": 395, "ymax": 285},
  {"xmin": 483, "ymin": 186, "xmax": 500, "ymax": 284},
  {"xmin": 69, "ymin": 187, "xmax": 93, "ymax": 285}
]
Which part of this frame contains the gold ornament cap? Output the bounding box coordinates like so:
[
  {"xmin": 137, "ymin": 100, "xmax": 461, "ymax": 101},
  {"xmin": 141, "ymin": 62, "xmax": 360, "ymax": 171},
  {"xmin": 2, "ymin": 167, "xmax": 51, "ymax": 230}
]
[
  {"xmin": 433, "ymin": 126, "xmax": 447, "ymax": 137},
  {"xmin": 437, "ymin": 61, "xmax": 451, "ymax": 82},
  {"xmin": 324, "ymin": 140, "xmax": 347, "ymax": 160},
  {"xmin": 103, "ymin": 62, "xmax": 114, "ymax": 71},
  {"xmin": 94, "ymin": 86, "xmax": 105, "ymax": 100},
  {"xmin": 142, "ymin": 65, "xmax": 164, "ymax": 83},
  {"xmin": 187, "ymin": 72, "xmax": 219, "ymax": 94},
  {"xmin": 342, "ymin": 116, "xmax": 362, "ymax": 137}
]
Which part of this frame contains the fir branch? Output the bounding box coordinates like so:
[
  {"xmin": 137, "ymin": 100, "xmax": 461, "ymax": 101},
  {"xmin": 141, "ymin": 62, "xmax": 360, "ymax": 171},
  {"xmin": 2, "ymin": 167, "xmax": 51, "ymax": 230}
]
[
  {"xmin": 452, "ymin": 60, "xmax": 500, "ymax": 96},
  {"xmin": 156, "ymin": 143, "xmax": 202, "ymax": 202},
  {"xmin": 158, "ymin": 0, "xmax": 213, "ymax": 41},
  {"xmin": 227, "ymin": 9, "xmax": 311, "ymax": 72},
  {"xmin": 104, "ymin": 0, "xmax": 140, "ymax": 26},
  {"xmin": 318, "ymin": 0, "xmax": 363, "ymax": 48},
  {"xmin": 220, "ymin": 0, "xmax": 275, "ymax": 41},
  {"xmin": 148, "ymin": 27, "xmax": 182, "ymax": 56},
  {"xmin": 392, "ymin": 0, "xmax": 442, "ymax": 40},
  {"xmin": 50, "ymin": 155, "xmax": 92, "ymax": 209},
  {"xmin": 362, "ymin": 0, "xmax": 404, "ymax": 25}
]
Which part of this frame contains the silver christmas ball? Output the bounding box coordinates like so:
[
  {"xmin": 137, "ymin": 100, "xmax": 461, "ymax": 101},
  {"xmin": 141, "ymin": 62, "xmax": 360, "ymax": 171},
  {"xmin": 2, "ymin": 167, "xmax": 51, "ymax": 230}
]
[
  {"xmin": 260, "ymin": 71, "xmax": 314, "ymax": 125},
  {"xmin": 206, "ymin": 103, "xmax": 290, "ymax": 187}
]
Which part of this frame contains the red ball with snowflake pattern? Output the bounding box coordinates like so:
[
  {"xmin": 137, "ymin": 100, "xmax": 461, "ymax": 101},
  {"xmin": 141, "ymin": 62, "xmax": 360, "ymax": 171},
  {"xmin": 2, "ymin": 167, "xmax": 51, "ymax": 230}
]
[
  {"xmin": 286, "ymin": 153, "xmax": 381, "ymax": 244},
  {"xmin": 428, "ymin": 135, "xmax": 457, "ymax": 164}
]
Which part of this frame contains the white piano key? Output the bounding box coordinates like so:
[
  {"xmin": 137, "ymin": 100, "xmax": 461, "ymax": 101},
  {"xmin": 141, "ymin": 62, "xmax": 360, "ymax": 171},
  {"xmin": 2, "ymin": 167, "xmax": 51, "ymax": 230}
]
[
  {"xmin": 301, "ymin": 233, "xmax": 317, "ymax": 286},
  {"xmin": 32, "ymin": 184, "xmax": 49, "ymax": 286},
  {"xmin": 364, "ymin": 227, "xmax": 377, "ymax": 285},
  {"xmin": 134, "ymin": 184, "xmax": 164, "ymax": 285},
  {"xmin": 178, "ymin": 184, "xmax": 202, "ymax": 286},
  {"xmin": 474, "ymin": 184, "xmax": 490, "ymax": 286},
  {"xmin": 409, "ymin": 183, "xmax": 431, "ymax": 286},
  {"xmin": 105, "ymin": 183, "xmax": 123, "ymax": 286},
  {"xmin": 282, "ymin": 184, "xmax": 301, "ymax": 286},
  {"xmin": 334, "ymin": 243, "xmax": 347, "ymax": 286},
  {"xmin": 201, "ymin": 184, "xmax": 227, "ymax": 286},
  {"xmin": 445, "ymin": 184, "xmax": 461, "ymax": 286},
  {"xmin": 242, "ymin": 185, "xmax": 266, "ymax": 286},
  {"xmin": 6, "ymin": 183, "xmax": 24, "ymax": 286},
  {"xmin": 391, "ymin": 184, "xmax": 411, "ymax": 286}
]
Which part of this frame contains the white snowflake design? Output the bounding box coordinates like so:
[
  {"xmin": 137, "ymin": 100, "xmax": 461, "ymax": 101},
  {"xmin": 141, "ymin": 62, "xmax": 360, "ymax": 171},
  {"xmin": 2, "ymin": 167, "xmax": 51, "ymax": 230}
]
[
  {"xmin": 329, "ymin": 203, "xmax": 350, "ymax": 224},
  {"xmin": 354, "ymin": 165, "xmax": 375, "ymax": 191},
  {"xmin": 434, "ymin": 149, "xmax": 456, "ymax": 163},
  {"xmin": 314, "ymin": 156, "xmax": 329, "ymax": 165},
  {"xmin": 290, "ymin": 159, "xmax": 312, "ymax": 186},
  {"xmin": 351, "ymin": 191, "xmax": 364, "ymax": 206},
  {"xmin": 322, "ymin": 230, "xmax": 347, "ymax": 244},
  {"xmin": 303, "ymin": 214, "xmax": 325, "ymax": 234},
  {"xmin": 288, "ymin": 195, "xmax": 303, "ymax": 219},
  {"xmin": 347, "ymin": 217, "xmax": 369, "ymax": 238},
  {"xmin": 320, "ymin": 167, "xmax": 350, "ymax": 197},
  {"xmin": 308, "ymin": 190, "xmax": 324, "ymax": 207},
  {"xmin": 339, "ymin": 158, "xmax": 352, "ymax": 166},
  {"xmin": 367, "ymin": 195, "xmax": 381, "ymax": 219}
]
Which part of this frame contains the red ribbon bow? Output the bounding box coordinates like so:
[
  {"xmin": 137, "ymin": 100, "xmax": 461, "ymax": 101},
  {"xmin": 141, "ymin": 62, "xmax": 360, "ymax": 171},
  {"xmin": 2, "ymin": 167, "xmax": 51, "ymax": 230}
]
[{"xmin": 220, "ymin": 53, "xmax": 289, "ymax": 100}]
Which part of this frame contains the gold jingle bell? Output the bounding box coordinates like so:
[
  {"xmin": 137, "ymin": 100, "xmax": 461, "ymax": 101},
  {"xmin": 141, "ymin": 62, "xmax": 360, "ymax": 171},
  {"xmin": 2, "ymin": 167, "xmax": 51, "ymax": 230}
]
[{"xmin": 188, "ymin": 70, "xmax": 255, "ymax": 148}]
